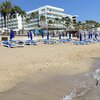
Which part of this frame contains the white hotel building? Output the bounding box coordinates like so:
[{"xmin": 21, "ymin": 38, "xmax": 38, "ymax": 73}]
[{"xmin": 0, "ymin": 5, "xmax": 76, "ymax": 34}]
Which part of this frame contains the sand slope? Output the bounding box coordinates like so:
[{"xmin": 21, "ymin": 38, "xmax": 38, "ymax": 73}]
[{"xmin": 0, "ymin": 42, "xmax": 100, "ymax": 94}]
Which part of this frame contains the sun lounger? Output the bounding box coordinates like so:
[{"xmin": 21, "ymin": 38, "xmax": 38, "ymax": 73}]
[
  {"xmin": 31, "ymin": 40, "xmax": 37, "ymax": 45},
  {"xmin": 25, "ymin": 40, "xmax": 37, "ymax": 45},
  {"xmin": 43, "ymin": 39, "xmax": 56, "ymax": 44},
  {"xmin": 17, "ymin": 41, "xmax": 24, "ymax": 47},
  {"xmin": 9, "ymin": 40, "xmax": 17, "ymax": 44},
  {"xmin": 72, "ymin": 41, "xmax": 89, "ymax": 45},
  {"xmin": 25, "ymin": 40, "xmax": 32, "ymax": 45},
  {"xmin": 2, "ymin": 41, "xmax": 17, "ymax": 48}
]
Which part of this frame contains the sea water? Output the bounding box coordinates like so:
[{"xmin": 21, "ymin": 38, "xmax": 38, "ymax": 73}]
[{"xmin": 62, "ymin": 69, "xmax": 100, "ymax": 100}]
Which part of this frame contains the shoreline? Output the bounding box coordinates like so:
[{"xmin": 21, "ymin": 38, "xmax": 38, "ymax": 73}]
[{"xmin": 0, "ymin": 64, "xmax": 95, "ymax": 100}]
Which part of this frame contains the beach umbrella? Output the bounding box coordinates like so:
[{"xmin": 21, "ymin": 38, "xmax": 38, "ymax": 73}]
[
  {"xmin": 88, "ymin": 33, "xmax": 91, "ymax": 39},
  {"xmin": 95, "ymin": 33, "xmax": 98, "ymax": 39},
  {"xmin": 30, "ymin": 31, "xmax": 33, "ymax": 40},
  {"xmin": 79, "ymin": 33, "xmax": 82, "ymax": 41},
  {"xmin": 10, "ymin": 30, "xmax": 14, "ymax": 40},
  {"xmin": 90, "ymin": 33, "xmax": 93, "ymax": 38},
  {"xmin": 41, "ymin": 30, "xmax": 44, "ymax": 38},
  {"xmin": 47, "ymin": 32, "xmax": 49, "ymax": 40},
  {"xmin": 69, "ymin": 33, "xmax": 71, "ymax": 39},
  {"xmin": 59, "ymin": 33, "xmax": 61, "ymax": 40},
  {"xmin": 62, "ymin": 32, "xmax": 64, "ymax": 37}
]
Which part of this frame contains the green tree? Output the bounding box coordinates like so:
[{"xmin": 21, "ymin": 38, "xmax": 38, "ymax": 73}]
[
  {"xmin": 75, "ymin": 21, "xmax": 83, "ymax": 31},
  {"xmin": 54, "ymin": 17, "xmax": 60, "ymax": 25},
  {"xmin": 48, "ymin": 20, "xmax": 53, "ymax": 26},
  {"xmin": 0, "ymin": 1, "xmax": 13, "ymax": 28},
  {"xmin": 30, "ymin": 12, "xmax": 38, "ymax": 19},
  {"xmin": 64, "ymin": 17, "xmax": 72, "ymax": 30},
  {"xmin": 25, "ymin": 17, "xmax": 30, "ymax": 24},
  {"xmin": 0, "ymin": 0, "xmax": 25, "ymax": 32},
  {"xmin": 0, "ymin": 3, "xmax": 3, "ymax": 28},
  {"xmin": 40, "ymin": 15, "xmax": 46, "ymax": 27},
  {"xmin": 84, "ymin": 20, "xmax": 99, "ymax": 31}
]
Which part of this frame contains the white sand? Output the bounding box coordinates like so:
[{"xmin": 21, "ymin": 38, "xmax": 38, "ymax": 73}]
[{"xmin": 0, "ymin": 39, "xmax": 100, "ymax": 93}]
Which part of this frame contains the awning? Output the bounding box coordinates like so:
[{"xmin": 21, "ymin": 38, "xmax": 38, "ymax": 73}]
[{"xmin": 41, "ymin": 25, "xmax": 66, "ymax": 30}]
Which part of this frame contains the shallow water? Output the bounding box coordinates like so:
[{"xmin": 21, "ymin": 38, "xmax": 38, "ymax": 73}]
[
  {"xmin": 0, "ymin": 68, "xmax": 100, "ymax": 100},
  {"xmin": 63, "ymin": 69, "xmax": 100, "ymax": 100}
]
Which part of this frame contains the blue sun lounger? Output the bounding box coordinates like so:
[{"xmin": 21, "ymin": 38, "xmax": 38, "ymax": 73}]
[
  {"xmin": 17, "ymin": 41, "xmax": 24, "ymax": 47},
  {"xmin": 25, "ymin": 40, "xmax": 37, "ymax": 45},
  {"xmin": 2, "ymin": 41, "xmax": 17, "ymax": 48}
]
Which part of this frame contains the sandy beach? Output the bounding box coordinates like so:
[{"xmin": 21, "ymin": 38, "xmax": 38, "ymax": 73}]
[{"xmin": 0, "ymin": 39, "xmax": 100, "ymax": 100}]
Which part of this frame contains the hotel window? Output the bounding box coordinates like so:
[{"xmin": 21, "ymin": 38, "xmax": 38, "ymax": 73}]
[{"xmin": 41, "ymin": 9, "xmax": 45, "ymax": 12}]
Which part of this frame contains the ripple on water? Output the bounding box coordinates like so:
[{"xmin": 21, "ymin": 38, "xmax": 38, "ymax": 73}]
[{"xmin": 62, "ymin": 69, "xmax": 100, "ymax": 100}]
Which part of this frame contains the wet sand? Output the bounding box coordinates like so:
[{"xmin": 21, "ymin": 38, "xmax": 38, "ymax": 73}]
[
  {"xmin": 0, "ymin": 40, "xmax": 100, "ymax": 100},
  {"xmin": 0, "ymin": 73, "xmax": 79, "ymax": 100}
]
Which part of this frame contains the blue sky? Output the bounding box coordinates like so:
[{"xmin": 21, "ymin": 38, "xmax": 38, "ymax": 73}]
[{"xmin": 1, "ymin": 0, "xmax": 100, "ymax": 22}]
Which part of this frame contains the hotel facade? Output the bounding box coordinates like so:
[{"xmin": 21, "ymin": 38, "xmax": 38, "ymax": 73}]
[{"xmin": 0, "ymin": 5, "xmax": 77, "ymax": 34}]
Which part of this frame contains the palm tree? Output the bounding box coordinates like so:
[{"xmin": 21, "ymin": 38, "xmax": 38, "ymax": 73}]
[
  {"xmin": 54, "ymin": 17, "xmax": 62, "ymax": 31},
  {"xmin": 61, "ymin": 17, "xmax": 66, "ymax": 26},
  {"xmin": 72, "ymin": 16, "xmax": 77, "ymax": 30},
  {"xmin": 40, "ymin": 15, "xmax": 46, "ymax": 22},
  {"xmin": 75, "ymin": 21, "xmax": 83, "ymax": 31},
  {"xmin": 29, "ymin": 11, "xmax": 39, "ymax": 28},
  {"xmin": 54, "ymin": 18, "xmax": 60, "ymax": 25},
  {"xmin": 64, "ymin": 17, "xmax": 72, "ymax": 31},
  {"xmin": 95, "ymin": 22, "xmax": 100, "ymax": 28},
  {"xmin": 40, "ymin": 15, "xmax": 46, "ymax": 27},
  {"xmin": 0, "ymin": 3, "xmax": 3, "ymax": 28},
  {"xmin": 30, "ymin": 11, "xmax": 39, "ymax": 27},
  {"xmin": 48, "ymin": 20, "xmax": 53, "ymax": 26},
  {"xmin": 15, "ymin": 6, "xmax": 26, "ymax": 34},
  {"xmin": 0, "ymin": 1, "xmax": 25, "ymax": 32},
  {"xmin": 18, "ymin": 10, "xmax": 26, "ymax": 35},
  {"xmin": 0, "ymin": 1, "xmax": 13, "ymax": 28},
  {"xmin": 30, "ymin": 12, "xmax": 38, "ymax": 19},
  {"xmin": 25, "ymin": 17, "xmax": 30, "ymax": 24},
  {"xmin": 85, "ymin": 20, "xmax": 96, "ymax": 31}
]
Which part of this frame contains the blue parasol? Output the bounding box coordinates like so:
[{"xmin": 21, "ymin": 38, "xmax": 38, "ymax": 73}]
[
  {"xmin": 62, "ymin": 32, "xmax": 64, "ymax": 37},
  {"xmin": 69, "ymin": 33, "xmax": 71, "ymax": 39},
  {"xmin": 30, "ymin": 31, "xmax": 33, "ymax": 40},
  {"xmin": 90, "ymin": 33, "xmax": 93, "ymax": 38},
  {"xmin": 10, "ymin": 30, "xmax": 14, "ymax": 40},
  {"xmin": 47, "ymin": 32, "xmax": 49, "ymax": 40},
  {"xmin": 59, "ymin": 33, "xmax": 61, "ymax": 40},
  {"xmin": 41, "ymin": 30, "xmax": 44, "ymax": 38},
  {"xmin": 79, "ymin": 33, "xmax": 82, "ymax": 41},
  {"xmin": 95, "ymin": 33, "xmax": 98, "ymax": 39},
  {"xmin": 88, "ymin": 32, "xmax": 91, "ymax": 39}
]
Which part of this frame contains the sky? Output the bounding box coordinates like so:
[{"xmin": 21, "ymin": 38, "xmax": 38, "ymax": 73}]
[{"xmin": 1, "ymin": 0, "xmax": 100, "ymax": 22}]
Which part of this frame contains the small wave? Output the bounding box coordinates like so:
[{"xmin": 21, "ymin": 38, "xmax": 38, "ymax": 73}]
[{"xmin": 62, "ymin": 69, "xmax": 100, "ymax": 100}]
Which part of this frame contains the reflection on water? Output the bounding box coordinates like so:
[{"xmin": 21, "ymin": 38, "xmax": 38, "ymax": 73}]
[{"xmin": 63, "ymin": 69, "xmax": 100, "ymax": 100}]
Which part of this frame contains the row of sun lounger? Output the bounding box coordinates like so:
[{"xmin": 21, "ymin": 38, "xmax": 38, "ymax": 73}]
[
  {"xmin": 1, "ymin": 38, "xmax": 100, "ymax": 48},
  {"xmin": 42, "ymin": 38, "xmax": 100, "ymax": 45},
  {"xmin": 42, "ymin": 39, "xmax": 74, "ymax": 44},
  {"xmin": 1, "ymin": 40, "xmax": 37, "ymax": 48},
  {"xmin": 72, "ymin": 39, "xmax": 100, "ymax": 45}
]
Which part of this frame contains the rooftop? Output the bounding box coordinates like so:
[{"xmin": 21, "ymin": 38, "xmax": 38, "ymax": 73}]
[{"xmin": 27, "ymin": 5, "xmax": 64, "ymax": 14}]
